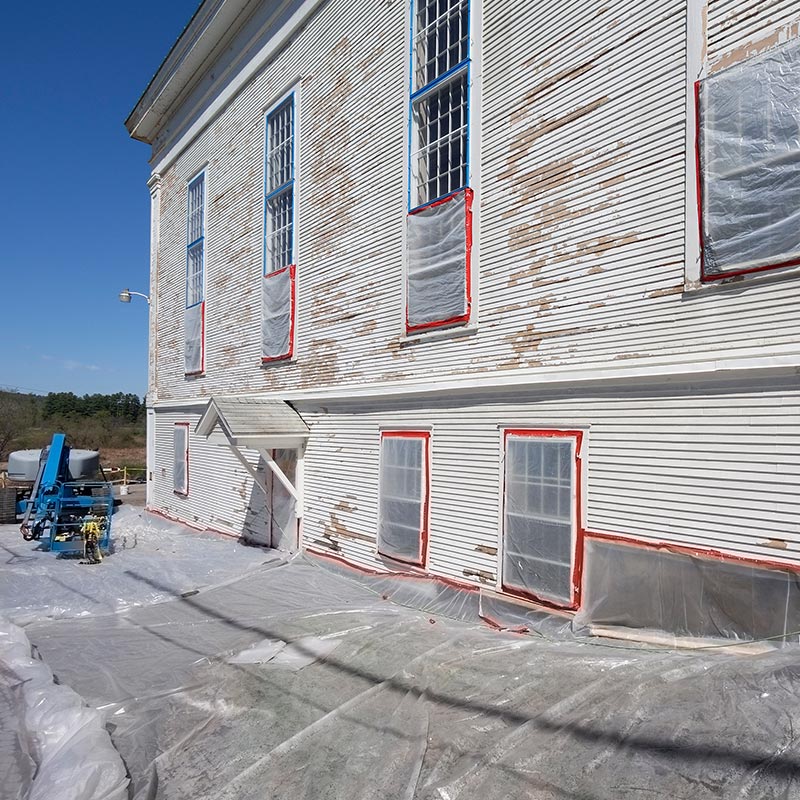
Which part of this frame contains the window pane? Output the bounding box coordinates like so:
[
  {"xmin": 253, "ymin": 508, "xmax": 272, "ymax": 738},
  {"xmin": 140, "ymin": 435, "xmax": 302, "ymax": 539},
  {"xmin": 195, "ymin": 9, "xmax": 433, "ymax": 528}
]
[
  {"xmin": 414, "ymin": 0, "xmax": 469, "ymax": 91},
  {"xmin": 266, "ymin": 187, "xmax": 294, "ymax": 273},
  {"xmin": 504, "ymin": 436, "xmax": 574, "ymax": 604},
  {"xmin": 267, "ymin": 99, "xmax": 294, "ymax": 192},
  {"xmin": 699, "ymin": 37, "xmax": 800, "ymax": 276},
  {"xmin": 411, "ymin": 71, "xmax": 468, "ymax": 207},
  {"xmin": 378, "ymin": 436, "xmax": 426, "ymax": 563}
]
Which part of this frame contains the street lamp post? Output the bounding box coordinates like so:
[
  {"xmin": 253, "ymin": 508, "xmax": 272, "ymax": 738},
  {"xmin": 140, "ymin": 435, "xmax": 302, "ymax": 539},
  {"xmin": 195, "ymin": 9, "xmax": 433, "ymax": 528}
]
[{"xmin": 118, "ymin": 289, "xmax": 151, "ymax": 305}]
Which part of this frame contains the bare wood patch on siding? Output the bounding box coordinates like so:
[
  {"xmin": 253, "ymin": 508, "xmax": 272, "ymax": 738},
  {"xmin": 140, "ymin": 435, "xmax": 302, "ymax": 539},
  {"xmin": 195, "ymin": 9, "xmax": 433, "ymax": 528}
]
[
  {"xmin": 762, "ymin": 538, "xmax": 788, "ymax": 550},
  {"xmin": 463, "ymin": 568, "xmax": 496, "ymax": 584},
  {"xmin": 647, "ymin": 285, "xmax": 683, "ymax": 299},
  {"xmin": 355, "ymin": 319, "xmax": 377, "ymax": 335},
  {"xmin": 507, "ymin": 98, "xmax": 610, "ymax": 155},
  {"xmin": 710, "ymin": 23, "xmax": 800, "ymax": 73},
  {"xmin": 300, "ymin": 339, "xmax": 341, "ymax": 386},
  {"xmin": 313, "ymin": 536, "xmax": 342, "ymax": 552},
  {"xmin": 475, "ymin": 545, "xmax": 498, "ymax": 556},
  {"xmin": 325, "ymin": 513, "xmax": 373, "ymax": 542}
]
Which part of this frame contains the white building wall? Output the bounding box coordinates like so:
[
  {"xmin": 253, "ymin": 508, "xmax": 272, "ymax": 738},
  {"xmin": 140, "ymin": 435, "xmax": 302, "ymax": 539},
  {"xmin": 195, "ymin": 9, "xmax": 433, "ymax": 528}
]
[
  {"xmin": 152, "ymin": 407, "xmax": 270, "ymax": 539},
  {"xmin": 296, "ymin": 373, "xmax": 800, "ymax": 587},
  {"xmin": 145, "ymin": 0, "xmax": 800, "ymax": 404}
]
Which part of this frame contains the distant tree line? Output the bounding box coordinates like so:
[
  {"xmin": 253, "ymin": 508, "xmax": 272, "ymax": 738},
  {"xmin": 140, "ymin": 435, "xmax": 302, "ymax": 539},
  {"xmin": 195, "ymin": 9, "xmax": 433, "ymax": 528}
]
[
  {"xmin": 0, "ymin": 390, "xmax": 146, "ymax": 462},
  {"xmin": 42, "ymin": 392, "xmax": 143, "ymax": 423}
]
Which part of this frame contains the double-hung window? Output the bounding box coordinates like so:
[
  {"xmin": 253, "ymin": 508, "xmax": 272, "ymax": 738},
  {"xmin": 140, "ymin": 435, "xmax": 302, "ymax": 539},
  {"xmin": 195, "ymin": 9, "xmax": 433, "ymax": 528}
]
[
  {"xmin": 697, "ymin": 37, "xmax": 800, "ymax": 280},
  {"xmin": 185, "ymin": 172, "xmax": 205, "ymax": 375},
  {"xmin": 262, "ymin": 94, "xmax": 297, "ymax": 361},
  {"xmin": 502, "ymin": 430, "xmax": 583, "ymax": 608},
  {"xmin": 406, "ymin": 0, "xmax": 473, "ymax": 333},
  {"xmin": 378, "ymin": 431, "xmax": 430, "ymax": 566}
]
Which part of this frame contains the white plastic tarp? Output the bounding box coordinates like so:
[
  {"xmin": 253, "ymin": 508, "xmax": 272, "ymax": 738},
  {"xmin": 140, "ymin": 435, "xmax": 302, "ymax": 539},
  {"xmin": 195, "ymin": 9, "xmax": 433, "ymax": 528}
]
[
  {"xmin": 262, "ymin": 267, "xmax": 292, "ymax": 360},
  {"xmin": 173, "ymin": 425, "xmax": 188, "ymax": 494},
  {"xmin": 184, "ymin": 301, "xmax": 203, "ymax": 374},
  {"xmin": 378, "ymin": 436, "xmax": 425, "ymax": 563},
  {"xmin": 406, "ymin": 190, "xmax": 468, "ymax": 328},
  {"xmin": 504, "ymin": 435, "xmax": 574, "ymax": 604},
  {"xmin": 0, "ymin": 617, "xmax": 128, "ymax": 800},
  {"xmin": 699, "ymin": 37, "xmax": 800, "ymax": 276}
]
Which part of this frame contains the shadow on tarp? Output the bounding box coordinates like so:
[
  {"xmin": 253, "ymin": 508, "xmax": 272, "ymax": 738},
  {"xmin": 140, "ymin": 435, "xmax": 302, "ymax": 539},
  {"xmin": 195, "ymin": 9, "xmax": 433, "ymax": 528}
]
[{"xmin": 24, "ymin": 557, "xmax": 800, "ymax": 800}]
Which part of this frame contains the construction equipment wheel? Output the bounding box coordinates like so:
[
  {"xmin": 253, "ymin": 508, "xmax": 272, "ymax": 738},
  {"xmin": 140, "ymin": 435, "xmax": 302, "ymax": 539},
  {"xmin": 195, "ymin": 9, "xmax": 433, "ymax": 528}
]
[{"xmin": 0, "ymin": 487, "xmax": 17, "ymax": 524}]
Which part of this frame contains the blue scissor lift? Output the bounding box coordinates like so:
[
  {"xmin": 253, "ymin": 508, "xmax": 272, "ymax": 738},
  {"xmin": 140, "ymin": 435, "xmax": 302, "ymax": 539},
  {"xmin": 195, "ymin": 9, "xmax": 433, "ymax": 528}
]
[{"xmin": 20, "ymin": 434, "xmax": 113, "ymax": 557}]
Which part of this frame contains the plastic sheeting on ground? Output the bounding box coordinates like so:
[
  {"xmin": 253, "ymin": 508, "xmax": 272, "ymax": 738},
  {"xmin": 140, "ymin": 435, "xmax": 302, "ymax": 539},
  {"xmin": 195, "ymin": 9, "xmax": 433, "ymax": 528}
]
[
  {"xmin": 0, "ymin": 617, "xmax": 128, "ymax": 800},
  {"xmin": 698, "ymin": 36, "xmax": 800, "ymax": 276},
  {"xmin": 0, "ymin": 505, "xmax": 278, "ymax": 626},
  {"xmin": 18, "ymin": 553, "xmax": 800, "ymax": 800}
]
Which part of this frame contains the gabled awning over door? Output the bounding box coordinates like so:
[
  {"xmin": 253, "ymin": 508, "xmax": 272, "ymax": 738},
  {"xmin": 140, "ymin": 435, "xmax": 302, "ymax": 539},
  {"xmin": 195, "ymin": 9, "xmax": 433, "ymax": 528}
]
[
  {"xmin": 196, "ymin": 396, "xmax": 309, "ymax": 448},
  {"xmin": 195, "ymin": 396, "xmax": 309, "ymax": 517}
]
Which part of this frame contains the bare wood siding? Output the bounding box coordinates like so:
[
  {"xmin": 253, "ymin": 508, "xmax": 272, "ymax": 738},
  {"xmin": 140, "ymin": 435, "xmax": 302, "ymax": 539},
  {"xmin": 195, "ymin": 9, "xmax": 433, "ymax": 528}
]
[
  {"xmin": 707, "ymin": 0, "xmax": 800, "ymax": 70},
  {"xmin": 149, "ymin": 0, "xmax": 800, "ymax": 408}
]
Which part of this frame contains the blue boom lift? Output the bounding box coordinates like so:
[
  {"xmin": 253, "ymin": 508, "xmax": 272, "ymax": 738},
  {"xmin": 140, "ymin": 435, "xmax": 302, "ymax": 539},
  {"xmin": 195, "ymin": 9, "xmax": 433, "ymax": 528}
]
[{"xmin": 19, "ymin": 434, "xmax": 113, "ymax": 561}]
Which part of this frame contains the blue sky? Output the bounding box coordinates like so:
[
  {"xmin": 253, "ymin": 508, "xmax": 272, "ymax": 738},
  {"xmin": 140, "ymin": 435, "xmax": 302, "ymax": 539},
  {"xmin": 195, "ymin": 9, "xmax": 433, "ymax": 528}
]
[{"xmin": 0, "ymin": 0, "xmax": 200, "ymax": 398}]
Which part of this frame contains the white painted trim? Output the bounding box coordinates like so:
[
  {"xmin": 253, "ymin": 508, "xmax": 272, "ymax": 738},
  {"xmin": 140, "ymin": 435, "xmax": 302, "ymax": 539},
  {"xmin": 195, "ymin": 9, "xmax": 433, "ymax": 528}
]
[
  {"xmin": 151, "ymin": 0, "xmax": 326, "ymax": 175},
  {"xmin": 684, "ymin": 0, "xmax": 706, "ymax": 287}
]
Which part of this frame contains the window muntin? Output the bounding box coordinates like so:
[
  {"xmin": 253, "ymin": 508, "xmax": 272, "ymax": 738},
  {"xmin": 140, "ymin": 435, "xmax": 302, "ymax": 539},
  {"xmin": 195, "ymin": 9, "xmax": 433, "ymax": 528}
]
[
  {"xmin": 265, "ymin": 96, "xmax": 295, "ymax": 276},
  {"xmin": 503, "ymin": 431, "xmax": 580, "ymax": 607},
  {"xmin": 377, "ymin": 432, "xmax": 430, "ymax": 566},
  {"xmin": 173, "ymin": 423, "xmax": 189, "ymax": 495},
  {"xmin": 410, "ymin": 0, "xmax": 470, "ymax": 209},
  {"xmin": 697, "ymin": 37, "xmax": 800, "ymax": 280},
  {"xmin": 186, "ymin": 173, "xmax": 205, "ymax": 308}
]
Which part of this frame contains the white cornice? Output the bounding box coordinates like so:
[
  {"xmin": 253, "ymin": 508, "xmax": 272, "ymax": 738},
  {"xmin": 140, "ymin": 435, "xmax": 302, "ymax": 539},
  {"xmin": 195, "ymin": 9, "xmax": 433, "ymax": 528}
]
[{"xmin": 150, "ymin": 348, "xmax": 800, "ymax": 409}]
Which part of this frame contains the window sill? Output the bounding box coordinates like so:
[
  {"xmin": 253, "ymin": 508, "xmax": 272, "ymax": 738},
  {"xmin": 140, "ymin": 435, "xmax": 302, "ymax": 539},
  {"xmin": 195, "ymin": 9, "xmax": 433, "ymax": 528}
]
[
  {"xmin": 261, "ymin": 355, "xmax": 296, "ymax": 368},
  {"xmin": 399, "ymin": 323, "xmax": 478, "ymax": 347},
  {"xmin": 683, "ymin": 262, "xmax": 800, "ymax": 296}
]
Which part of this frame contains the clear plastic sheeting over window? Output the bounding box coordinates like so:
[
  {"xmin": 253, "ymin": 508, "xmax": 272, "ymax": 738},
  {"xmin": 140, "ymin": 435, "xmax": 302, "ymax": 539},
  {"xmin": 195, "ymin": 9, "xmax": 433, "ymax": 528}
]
[
  {"xmin": 406, "ymin": 188, "xmax": 471, "ymax": 331},
  {"xmin": 378, "ymin": 433, "xmax": 428, "ymax": 564},
  {"xmin": 503, "ymin": 433, "xmax": 576, "ymax": 606},
  {"xmin": 173, "ymin": 424, "xmax": 188, "ymax": 494},
  {"xmin": 698, "ymin": 37, "xmax": 800, "ymax": 278},
  {"xmin": 262, "ymin": 265, "xmax": 294, "ymax": 361},
  {"xmin": 184, "ymin": 300, "xmax": 203, "ymax": 374},
  {"xmin": 576, "ymin": 537, "xmax": 800, "ymax": 643}
]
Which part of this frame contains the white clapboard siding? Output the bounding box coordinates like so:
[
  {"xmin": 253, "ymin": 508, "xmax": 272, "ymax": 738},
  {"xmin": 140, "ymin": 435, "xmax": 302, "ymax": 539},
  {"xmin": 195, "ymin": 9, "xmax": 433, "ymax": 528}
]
[
  {"xmin": 707, "ymin": 0, "xmax": 800, "ymax": 69},
  {"xmin": 152, "ymin": 408, "xmax": 269, "ymax": 539},
  {"xmin": 143, "ymin": 0, "xmax": 800, "ymax": 404},
  {"xmin": 294, "ymin": 375, "xmax": 800, "ymax": 586}
]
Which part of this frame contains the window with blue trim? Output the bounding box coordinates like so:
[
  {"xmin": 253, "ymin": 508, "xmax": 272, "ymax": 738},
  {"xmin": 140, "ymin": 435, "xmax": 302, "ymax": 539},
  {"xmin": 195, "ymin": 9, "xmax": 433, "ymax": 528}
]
[
  {"xmin": 265, "ymin": 97, "xmax": 295, "ymax": 274},
  {"xmin": 410, "ymin": 0, "xmax": 470, "ymax": 208},
  {"xmin": 406, "ymin": 0, "xmax": 473, "ymax": 334},
  {"xmin": 185, "ymin": 172, "xmax": 205, "ymax": 374},
  {"xmin": 262, "ymin": 95, "xmax": 297, "ymax": 362}
]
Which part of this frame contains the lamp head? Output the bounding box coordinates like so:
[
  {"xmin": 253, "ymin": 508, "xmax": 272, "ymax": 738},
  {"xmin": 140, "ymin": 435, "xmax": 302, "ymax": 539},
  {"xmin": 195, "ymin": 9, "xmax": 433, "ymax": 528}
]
[{"xmin": 118, "ymin": 289, "xmax": 132, "ymax": 303}]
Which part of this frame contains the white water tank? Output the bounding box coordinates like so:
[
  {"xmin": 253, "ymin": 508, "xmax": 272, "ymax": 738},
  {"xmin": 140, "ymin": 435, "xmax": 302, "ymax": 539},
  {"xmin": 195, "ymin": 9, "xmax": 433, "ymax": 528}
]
[{"xmin": 7, "ymin": 448, "xmax": 101, "ymax": 482}]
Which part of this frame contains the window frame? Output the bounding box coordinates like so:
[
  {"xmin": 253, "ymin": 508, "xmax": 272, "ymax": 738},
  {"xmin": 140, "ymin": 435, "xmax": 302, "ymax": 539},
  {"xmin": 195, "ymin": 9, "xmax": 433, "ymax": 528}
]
[
  {"xmin": 173, "ymin": 422, "xmax": 190, "ymax": 496},
  {"xmin": 499, "ymin": 428, "xmax": 585, "ymax": 611},
  {"xmin": 407, "ymin": 0, "xmax": 472, "ymax": 212},
  {"xmin": 377, "ymin": 430, "xmax": 431, "ymax": 568},
  {"xmin": 686, "ymin": 2, "xmax": 800, "ymax": 286},
  {"xmin": 185, "ymin": 169, "xmax": 206, "ymax": 376},
  {"xmin": 262, "ymin": 89, "xmax": 298, "ymax": 363}
]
